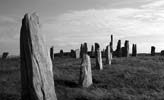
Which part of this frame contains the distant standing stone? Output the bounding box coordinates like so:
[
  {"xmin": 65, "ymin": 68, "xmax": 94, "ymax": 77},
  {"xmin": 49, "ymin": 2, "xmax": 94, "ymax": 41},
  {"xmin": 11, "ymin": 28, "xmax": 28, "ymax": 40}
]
[
  {"xmin": 106, "ymin": 45, "xmax": 112, "ymax": 65},
  {"xmin": 2, "ymin": 52, "xmax": 9, "ymax": 60},
  {"xmin": 60, "ymin": 49, "xmax": 64, "ymax": 57},
  {"xmin": 50, "ymin": 46, "xmax": 54, "ymax": 60},
  {"xmin": 161, "ymin": 50, "xmax": 164, "ymax": 56},
  {"xmin": 79, "ymin": 54, "xmax": 92, "ymax": 87},
  {"xmin": 115, "ymin": 40, "xmax": 122, "ymax": 57},
  {"xmin": 75, "ymin": 49, "xmax": 80, "ymax": 59},
  {"xmin": 20, "ymin": 13, "xmax": 57, "ymax": 100},
  {"xmin": 95, "ymin": 43, "xmax": 103, "ymax": 70},
  {"xmin": 151, "ymin": 46, "xmax": 155, "ymax": 56},
  {"xmin": 124, "ymin": 40, "xmax": 129, "ymax": 57},
  {"xmin": 132, "ymin": 44, "xmax": 137, "ymax": 57}
]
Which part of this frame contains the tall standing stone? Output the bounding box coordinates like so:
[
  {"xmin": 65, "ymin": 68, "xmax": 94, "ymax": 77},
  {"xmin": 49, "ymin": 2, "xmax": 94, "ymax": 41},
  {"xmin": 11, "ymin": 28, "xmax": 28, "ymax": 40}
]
[
  {"xmin": 110, "ymin": 35, "xmax": 113, "ymax": 53},
  {"xmin": 124, "ymin": 40, "xmax": 129, "ymax": 57},
  {"xmin": 79, "ymin": 54, "xmax": 92, "ymax": 87},
  {"xmin": 2, "ymin": 52, "xmax": 9, "ymax": 60},
  {"xmin": 75, "ymin": 49, "xmax": 80, "ymax": 59},
  {"xmin": 115, "ymin": 40, "xmax": 122, "ymax": 57},
  {"xmin": 50, "ymin": 46, "xmax": 54, "ymax": 60},
  {"xmin": 20, "ymin": 13, "xmax": 57, "ymax": 100},
  {"xmin": 95, "ymin": 43, "xmax": 103, "ymax": 70},
  {"xmin": 105, "ymin": 45, "xmax": 112, "ymax": 65},
  {"xmin": 151, "ymin": 46, "xmax": 155, "ymax": 56}
]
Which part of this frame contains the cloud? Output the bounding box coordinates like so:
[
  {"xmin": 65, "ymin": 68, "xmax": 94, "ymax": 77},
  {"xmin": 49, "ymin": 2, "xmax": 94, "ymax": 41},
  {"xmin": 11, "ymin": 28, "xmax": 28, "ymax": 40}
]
[
  {"xmin": 141, "ymin": 0, "xmax": 164, "ymax": 9},
  {"xmin": 41, "ymin": 0, "xmax": 164, "ymax": 53}
]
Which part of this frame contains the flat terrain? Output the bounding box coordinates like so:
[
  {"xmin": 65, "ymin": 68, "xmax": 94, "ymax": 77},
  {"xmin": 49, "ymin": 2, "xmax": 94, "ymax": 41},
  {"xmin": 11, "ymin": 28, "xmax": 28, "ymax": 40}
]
[{"xmin": 1, "ymin": 56, "xmax": 164, "ymax": 100}]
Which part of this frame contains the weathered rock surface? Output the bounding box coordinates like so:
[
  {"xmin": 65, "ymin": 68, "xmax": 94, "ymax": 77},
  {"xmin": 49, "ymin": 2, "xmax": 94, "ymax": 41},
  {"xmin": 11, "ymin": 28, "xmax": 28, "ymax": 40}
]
[
  {"xmin": 20, "ymin": 13, "xmax": 57, "ymax": 100},
  {"xmin": 79, "ymin": 54, "xmax": 92, "ymax": 87}
]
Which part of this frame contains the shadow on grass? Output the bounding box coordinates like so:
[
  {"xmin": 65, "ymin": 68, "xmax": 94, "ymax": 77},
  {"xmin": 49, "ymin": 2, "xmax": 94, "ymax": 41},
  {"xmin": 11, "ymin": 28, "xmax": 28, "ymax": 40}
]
[{"xmin": 55, "ymin": 79, "xmax": 79, "ymax": 88}]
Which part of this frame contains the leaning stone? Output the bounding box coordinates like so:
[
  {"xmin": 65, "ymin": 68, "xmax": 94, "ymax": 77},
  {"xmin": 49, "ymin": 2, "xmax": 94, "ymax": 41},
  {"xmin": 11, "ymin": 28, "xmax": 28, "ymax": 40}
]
[
  {"xmin": 79, "ymin": 54, "xmax": 92, "ymax": 87},
  {"xmin": 20, "ymin": 13, "xmax": 57, "ymax": 100}
]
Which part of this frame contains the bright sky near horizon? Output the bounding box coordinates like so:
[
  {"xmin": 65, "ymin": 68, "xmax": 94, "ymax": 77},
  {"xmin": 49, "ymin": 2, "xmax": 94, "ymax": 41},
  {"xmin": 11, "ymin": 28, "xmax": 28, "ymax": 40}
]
[{"xmin": 0, "ymin": 0, "xmax": 164, "ymax": 55}]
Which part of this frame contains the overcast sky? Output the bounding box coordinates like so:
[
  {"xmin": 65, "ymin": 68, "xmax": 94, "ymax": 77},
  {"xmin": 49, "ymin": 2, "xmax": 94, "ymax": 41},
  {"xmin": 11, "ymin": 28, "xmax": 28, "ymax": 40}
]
[{"xmin": 0, "ymin": 0, "xmax": 164, "ymax": 55}]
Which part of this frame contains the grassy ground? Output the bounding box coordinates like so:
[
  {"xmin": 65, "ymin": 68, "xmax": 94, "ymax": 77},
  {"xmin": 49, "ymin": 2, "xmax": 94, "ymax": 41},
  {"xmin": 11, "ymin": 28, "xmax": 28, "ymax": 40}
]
[{"xmin": 1, "ymin": 56, "xmax": 164, "ymax": 100}]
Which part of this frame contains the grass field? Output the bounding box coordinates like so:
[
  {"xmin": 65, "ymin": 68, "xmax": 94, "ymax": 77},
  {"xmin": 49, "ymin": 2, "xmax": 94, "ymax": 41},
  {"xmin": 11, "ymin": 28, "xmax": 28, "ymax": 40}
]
[{"xmin": 1, "ymin": 56, "xmax": 164, "ymax": 100}]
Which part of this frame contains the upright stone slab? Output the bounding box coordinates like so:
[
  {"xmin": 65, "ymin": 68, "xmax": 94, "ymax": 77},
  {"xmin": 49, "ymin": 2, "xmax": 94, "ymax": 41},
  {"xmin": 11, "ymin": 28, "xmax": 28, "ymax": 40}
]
[
  {"xmin": 106, "ymin": 45, "xmax": 112, "ymax": 65},
  {"xmin": 2, "ymin": 52, "xmax": 9, "ymax": 60},
  {"xmin": 50, "ymin": 46, "xmax": 54, "ymax": 60},
  {"xmin": 95, "ymin": 43, "xmax": 103, "ymax": 70},
  {"xmin": 75, "ymin": 49, "xmax": 80, "ymax": 59},
  {"xmin": 20, "ymin": 13, "xmax": 57, "ymax": 100},
  {"xmin": 79, "ymin": 54, "xmax": 92, "ymax": 87},
  {"xmin": 151, "ymin": 46, "xmax": 155, "ymax": 56}
]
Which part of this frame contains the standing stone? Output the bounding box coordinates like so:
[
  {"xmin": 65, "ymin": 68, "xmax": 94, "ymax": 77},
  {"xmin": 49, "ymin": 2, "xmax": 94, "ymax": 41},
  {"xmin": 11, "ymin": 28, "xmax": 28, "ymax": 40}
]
[
  {"xmin": 50, "ymin": 46, "xmax": 54, "ymax": 60},
  {"xmin": 79, "ymin": 54, "xmax": 92, "ymax": 87},
  {"xmin": 151, "ymin": 46, "xmax": 155, "ymax": 56},
  {"xmin": 2, "ymin": 52, "xmax": 9, "ymax": 60},
  {"xmin": 75, "ymin": 49, "xmax": 80, "ymax": 59},
  {"xmin": 95, "ymin": 43, "xmax": 103, "ymax": 70},
  {"xmin": 91, "ymin": 45, "xmax": 94, "ymax": 57},
  {"xmin": 60, "ymin": 49, "xmax": 64, "ymax": 57},
  {"xmin": 161, "ymin": 50, "xmax": 164, "ymax": 56},
  {"xmin": 110, "ymin": 34, "xmax": 113, "ymax": 53},
  {"xmin": 124, "ymin": 40, "xmax": 129, "ymax": 57},
  {"xmin": 83, "ymin": 42, "xmax": 88, "ymax": 54},
  {"xmin": 20, "ymin": 13, "xmax": 57, "ymax": 100},
  {"xmin": 132, "ymin": 44, "xmax": 137, "ymax": 57},
  {"xmin": 70, "ymin": 49, "xmax": 75, "ymax": 57},
  {"xmin": 105, "ymin": 45, "xmax": 112, "ymax": 65},
  {"xmin": 121, "ymin": 47, "xmax": 126, "ymax": 57},
  {"xmin": 115, "ymin": 40, "xmax": 122, "ymax": 57},
  {"xmin": 80, "ymin": 44, "xmax": 83, "ymax": 58}
]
